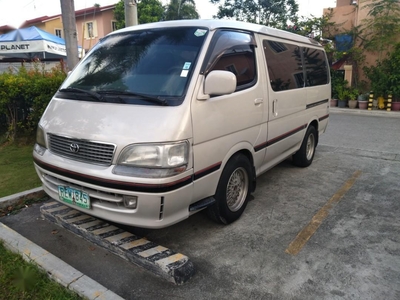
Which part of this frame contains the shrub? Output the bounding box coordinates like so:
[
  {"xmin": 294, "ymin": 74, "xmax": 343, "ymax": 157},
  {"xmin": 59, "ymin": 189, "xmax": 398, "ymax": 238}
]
[
  {"xmin": 331, "ymin": 69, "xmax": 346, "ymax": 99},
  {"xmin": 363, "ymin": 43, "xmax": 400, "ymax": 99},
  {"xmin": 0, "ymin": 62, "xmax": 66, "ymax": 142}
]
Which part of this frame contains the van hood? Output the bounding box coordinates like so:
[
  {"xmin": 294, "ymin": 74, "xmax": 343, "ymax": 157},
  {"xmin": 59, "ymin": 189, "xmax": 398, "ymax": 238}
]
[{"xmin": 40, "ymin": 98, "xmax": 192, "ymax": 146}]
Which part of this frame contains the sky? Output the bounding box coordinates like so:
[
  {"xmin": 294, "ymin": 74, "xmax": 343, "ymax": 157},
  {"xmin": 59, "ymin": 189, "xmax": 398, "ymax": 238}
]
[{"xmin": 0, "ymin": 0, "xmax": 337, "ymax": 28}]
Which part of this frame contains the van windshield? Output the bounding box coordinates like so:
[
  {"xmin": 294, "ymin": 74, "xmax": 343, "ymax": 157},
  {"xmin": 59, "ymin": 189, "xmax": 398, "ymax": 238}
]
[{"xmin": 58, "ymin": 27, "xmax": 209, "ymax": 106}]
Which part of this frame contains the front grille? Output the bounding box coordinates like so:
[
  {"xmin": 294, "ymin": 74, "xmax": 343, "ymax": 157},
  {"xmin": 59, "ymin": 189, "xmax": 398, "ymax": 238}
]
[{"xmin": 48, "ymin": 133, "xmax": 115, "ymax": 166}]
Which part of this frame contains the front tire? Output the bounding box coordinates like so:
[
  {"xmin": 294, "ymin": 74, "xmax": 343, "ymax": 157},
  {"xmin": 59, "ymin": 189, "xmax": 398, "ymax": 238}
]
[
  {"xmin": 207, "ymin": 154, "xmax": 252, "ymax": 224},
  {"xmin": 292, "ymin": 126, "xmax": 317, "ymax": 167}
]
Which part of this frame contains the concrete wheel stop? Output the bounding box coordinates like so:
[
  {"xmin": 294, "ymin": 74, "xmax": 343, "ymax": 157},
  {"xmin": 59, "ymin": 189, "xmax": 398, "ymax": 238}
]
[{"xmin": 40, "ymin": 201, "xmax": 195, "ymax": 285}]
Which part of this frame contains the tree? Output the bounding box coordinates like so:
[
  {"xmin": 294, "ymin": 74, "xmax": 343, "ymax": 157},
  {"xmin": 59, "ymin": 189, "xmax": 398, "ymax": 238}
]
[
  {"xmin": 360, "ymin": 0, "xmax": 400, "ymax": 62},
  {"xmin": 114, "ymin": 0, "xmax": 125, "ymax": 29},
  {"xmin": 113, "ymin": 0, "xmax": 164, "ymax": 29},
  {"xmin": 285, "ymin": 9, "xmax": 339, "ymax": 42},
  {"xmin": 210, "ymin": 0, "xmax": 298, "ymax": 28},
  {"xmin": 138, "ymin": 0, "xmax": 164, "ymax": 24},
  {"xmin": 165, "ymin": 0, "xmax": 199, "ymax": 20}
]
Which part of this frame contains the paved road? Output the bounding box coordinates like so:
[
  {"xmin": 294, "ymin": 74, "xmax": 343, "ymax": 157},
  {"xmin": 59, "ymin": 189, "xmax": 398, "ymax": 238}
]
[
  {"xmin": 320, "ymin": 112, "xmax": 400, "ymax": 154},
  {"xmin": 2, "ymin": 111, "xmax": 400, "ymax": 299}
]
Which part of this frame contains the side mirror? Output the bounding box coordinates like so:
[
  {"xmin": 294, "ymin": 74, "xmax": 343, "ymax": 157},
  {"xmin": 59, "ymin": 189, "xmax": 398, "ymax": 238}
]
[{"xmin": 204, "ymin": 70, "xmax": 237, "ymax": 96}]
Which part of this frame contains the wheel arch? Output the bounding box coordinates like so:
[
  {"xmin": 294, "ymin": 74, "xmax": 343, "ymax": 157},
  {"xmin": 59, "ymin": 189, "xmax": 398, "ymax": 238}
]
[
  {"xmin": 308, "ymin": 118, "xmax": 319, "ymax": 146},
  {"xmin": 207, "ymin": 145, "xmax": 255, "ymax": 224},
  {"xmin": 220, "ymin": 143, "xmax": 256, "ymax": 193}
]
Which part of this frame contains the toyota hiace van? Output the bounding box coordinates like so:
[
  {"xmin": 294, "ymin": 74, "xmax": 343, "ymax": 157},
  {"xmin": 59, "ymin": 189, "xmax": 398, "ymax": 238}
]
[{"xmin": 33, "ymin": 20, "xmax": 330, "ymax": 228}]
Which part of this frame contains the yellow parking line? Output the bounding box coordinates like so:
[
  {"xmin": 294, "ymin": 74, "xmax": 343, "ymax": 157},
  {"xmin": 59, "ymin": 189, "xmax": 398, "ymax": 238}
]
[{"xmin": 285, "ymin": 170, "xmax": 362, "ymax": 256}]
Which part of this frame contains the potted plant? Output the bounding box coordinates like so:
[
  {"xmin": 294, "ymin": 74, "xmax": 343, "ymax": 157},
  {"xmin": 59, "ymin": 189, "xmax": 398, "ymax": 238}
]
[
  {"xmin": 392, "ymin": 100, "xmax": 400, "ymax": 111},
  {"xmin": 348, "ymin": 87, "xmax": 359, "ymax": 109},
  {"xmin": 390, "ymin": 91, "xmax": 400, "ymax": 111},
  {"xmin": 357, "ymin": 93, "xmax": 368, "ymax": 109},
  {"xmin": 388, "ymin": 78, "xmax": 400, "ymax": 111},
  {"xmin": 337, "ymin": 89, "xmax": 348, "ymax": 108},
  {"xmin": 336, "ymin": 80, "xmax": 350, "ymax": 108},
  {"xmin": 330, "ymin": 96, "xmax": 338, "ymax": 108},
  {"xmin": 331, "ymin": 70, "xmax": 346, "ymax": 107},
  {"xmin": 330, "ymin": 69, "xmax": 348, "ymax": 107}
]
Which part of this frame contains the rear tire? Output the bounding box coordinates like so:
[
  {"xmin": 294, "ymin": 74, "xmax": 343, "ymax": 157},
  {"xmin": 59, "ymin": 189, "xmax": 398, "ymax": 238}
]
[
  {"xmin": 207, "ymin": 154, "xmax": 252, "ymax": 224},
  {"xmin": 292, "ymin": 126, "xmax": 317, "ymax": 168}
]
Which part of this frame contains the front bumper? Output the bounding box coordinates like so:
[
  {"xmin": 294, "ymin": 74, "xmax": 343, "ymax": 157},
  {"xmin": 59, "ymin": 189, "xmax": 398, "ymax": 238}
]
[{"xmin": 33, "ymin": 153, "xmax": 194, "ymax": 229}]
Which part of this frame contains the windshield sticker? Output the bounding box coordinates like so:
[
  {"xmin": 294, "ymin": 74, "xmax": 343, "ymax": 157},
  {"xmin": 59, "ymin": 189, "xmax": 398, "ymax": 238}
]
[
  {"xmin": 183, "ymin": 62, "xmax": 191, "ymax": 70},
  {"xmin": 180, "ymin": 70, "xmax": 189, "ymax": 77},
  {"xmin": 194, "ymin": 29, "xmax": 207, "ymax": 37}
]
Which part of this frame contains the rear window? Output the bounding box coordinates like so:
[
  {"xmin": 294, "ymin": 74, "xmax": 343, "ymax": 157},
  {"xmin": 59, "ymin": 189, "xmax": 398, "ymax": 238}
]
[{"xmin": 303, "ymin": 48, "xmax": 329, "ymax": 87}]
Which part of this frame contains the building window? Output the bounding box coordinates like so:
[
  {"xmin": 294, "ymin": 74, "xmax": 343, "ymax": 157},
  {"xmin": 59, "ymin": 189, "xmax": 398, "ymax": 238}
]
[
  {"xmin": 112, "ymin": 21, "xmax": 118, "ymax": 31},
  {"xmin": 55, "ymin": 29, "xmax": 62, "ymax": 38},
  {"xmin": 84, "ymin": 21, "xmax": 97, "ymax": 39},
  {"xmin": 87, "ymin": 22, "xmax": 94, "ymax": 38}
]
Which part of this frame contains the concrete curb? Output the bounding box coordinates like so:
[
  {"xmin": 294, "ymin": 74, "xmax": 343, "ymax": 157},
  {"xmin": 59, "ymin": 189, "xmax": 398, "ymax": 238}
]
[
  {"xmin": 0, "ymin": 187, "xmax": 45, "ymax": 209},
  {"xmin": 1, "ymin": 188, "xmax": 195, "ymax": 285},
  {"xmin": 0, "ymin": 222, "xmax": 124, "ymax": 300},
  {"xmin": 330, "ymin": 107, "xmax": 400, "ymax": 118},
  {"xmin": 41, "ymin": 201, "xmax": 195, "ymax": 285}
]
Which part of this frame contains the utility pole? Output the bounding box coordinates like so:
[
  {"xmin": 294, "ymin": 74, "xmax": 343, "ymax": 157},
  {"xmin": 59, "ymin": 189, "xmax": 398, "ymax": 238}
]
[
  {"xmin": 60, "ymin": 0, "xmax": 79, "ymax": 70},
  {"xmin": 125, "ymin": 0, "xmax": 138, "ymax": 27}
]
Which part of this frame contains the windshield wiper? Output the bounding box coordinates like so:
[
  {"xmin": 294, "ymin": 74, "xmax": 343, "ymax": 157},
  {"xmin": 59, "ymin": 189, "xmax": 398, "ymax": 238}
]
[
  {"xmin": 59, "ymin": 88, "xmax": 105, "ymax": 102},
  {"xmin": 98, "ymin": 90, "xmax": 168, "ymax": 106}
]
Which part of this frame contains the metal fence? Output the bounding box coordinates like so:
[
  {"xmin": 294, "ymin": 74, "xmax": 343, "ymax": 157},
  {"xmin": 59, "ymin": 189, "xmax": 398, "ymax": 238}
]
[{"xmin": 0, "ymin": 60, "xmax": 64, "ymax": 73}]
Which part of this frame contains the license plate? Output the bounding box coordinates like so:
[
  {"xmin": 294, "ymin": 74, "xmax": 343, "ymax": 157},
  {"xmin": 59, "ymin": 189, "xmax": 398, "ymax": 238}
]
[{"xmin": 58, "ymin": 186, "xmax": 90, "ymax": 209}]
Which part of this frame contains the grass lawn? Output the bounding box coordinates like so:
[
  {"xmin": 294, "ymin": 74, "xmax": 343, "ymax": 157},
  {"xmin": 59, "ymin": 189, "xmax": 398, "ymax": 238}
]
[
  {"xmin": 0, "ymin": 143, "xmax": 42, "ymax": 198},
  {"xmin": 0, "ymin": 241, "xmax": 81, "ymax": 300},
  {"xmin": 0, "ymin": 140, "xmax": 81, "ymax": 299}
]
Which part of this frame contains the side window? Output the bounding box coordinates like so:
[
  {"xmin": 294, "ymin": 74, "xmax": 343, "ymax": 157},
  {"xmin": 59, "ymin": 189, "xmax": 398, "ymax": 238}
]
[
  {"xmin": 303, "ymin": 48, "xmax": 329, "ymax": 86},
  {"xmin": 203, "ymin": 30, "xmax": 257, "ymax": 91},
  {"xmin": 263, "ymin": 40, "xmax": 304, "ymax": 92}
]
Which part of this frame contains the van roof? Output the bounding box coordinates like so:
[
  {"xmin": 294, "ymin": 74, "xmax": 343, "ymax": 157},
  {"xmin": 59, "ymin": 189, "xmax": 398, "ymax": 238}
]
[{"xmin": 111, "ymin": 19, "xmax": 322, "ymax": 47}]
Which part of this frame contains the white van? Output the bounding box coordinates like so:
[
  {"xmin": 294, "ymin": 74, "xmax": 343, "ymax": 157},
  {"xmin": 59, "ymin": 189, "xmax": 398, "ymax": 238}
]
[{"xmin": 33, "ymin": 20, "xmax": 330, "ymax": 229}]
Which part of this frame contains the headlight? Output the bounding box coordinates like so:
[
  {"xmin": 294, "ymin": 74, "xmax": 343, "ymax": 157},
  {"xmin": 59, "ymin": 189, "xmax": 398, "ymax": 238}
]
[
  {"xmin": 34, "ymin": 126, "xmax": 46, "ymax": 156},
  {"xmin": 113, "ymin": 141, "xmax": 189, "ymax": 178}
]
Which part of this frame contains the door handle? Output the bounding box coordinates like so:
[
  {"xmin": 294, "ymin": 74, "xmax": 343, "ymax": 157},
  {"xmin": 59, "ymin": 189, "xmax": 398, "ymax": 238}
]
[
  {"xmin": 273, "ymin": 99, "xmax": 278, "ymax": 116},
  {"xmin": 254, "ymin": 98, "xmax": 263, "ymax": 105}
]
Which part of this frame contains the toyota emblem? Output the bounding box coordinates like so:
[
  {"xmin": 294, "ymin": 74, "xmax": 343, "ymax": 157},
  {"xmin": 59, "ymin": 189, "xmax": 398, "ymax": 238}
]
[{"xmin": 69, "ymin": 143, "xmax": 80, "ymax": 153}]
